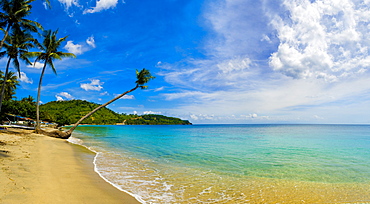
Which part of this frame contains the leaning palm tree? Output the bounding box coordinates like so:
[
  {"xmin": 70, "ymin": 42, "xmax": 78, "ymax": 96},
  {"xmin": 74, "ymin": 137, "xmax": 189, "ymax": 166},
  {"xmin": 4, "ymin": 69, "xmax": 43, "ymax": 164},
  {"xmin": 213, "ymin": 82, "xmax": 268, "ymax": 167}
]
[
  {"xmin": 0, "ymin": 30, "xmax": 34, "ymax": 112},
  {"xmin": 64, "ymin": 69, "xmax": 155, "ymax": 136},
  {"xmin": 0, "ymin": 0, "xmax": 42, "ymax": 50},
  {"xmin": 26, "ymin": 29, "xmax": 76, "ymax": 132},
  {"xmin": 39, "ymin": 69, "xmax": 154, "ymax": 139}
]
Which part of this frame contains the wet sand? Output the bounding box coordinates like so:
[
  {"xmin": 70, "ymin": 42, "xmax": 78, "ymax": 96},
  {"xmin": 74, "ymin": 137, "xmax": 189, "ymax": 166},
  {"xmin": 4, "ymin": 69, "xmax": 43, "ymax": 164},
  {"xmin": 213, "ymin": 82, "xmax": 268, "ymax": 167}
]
[{"xmin": 0, "ymin": 128, "xmax": 140, "ymax": 204}]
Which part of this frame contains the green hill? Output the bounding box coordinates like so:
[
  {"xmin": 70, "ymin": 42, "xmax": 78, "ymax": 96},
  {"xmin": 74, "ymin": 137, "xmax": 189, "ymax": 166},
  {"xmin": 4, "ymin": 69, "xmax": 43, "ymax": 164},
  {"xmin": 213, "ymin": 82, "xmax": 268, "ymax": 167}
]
[{"xmin": 40, "ymin": 100, "xmax": 191, "ymax": 126}]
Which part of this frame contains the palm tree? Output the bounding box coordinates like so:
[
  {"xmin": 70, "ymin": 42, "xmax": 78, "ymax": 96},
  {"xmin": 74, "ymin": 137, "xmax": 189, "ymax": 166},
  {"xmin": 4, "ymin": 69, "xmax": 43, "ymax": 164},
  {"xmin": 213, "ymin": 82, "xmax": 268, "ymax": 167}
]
[
  {"xmin": 0, "ymin": 71, "xmax": 19, "ymax": 101},
  {"xmin": 0, "ymin": 30, "xmax": 34, "ymax": 112},
  {"xmin": 0, "ymin": 0, "xmax": 42, "ymax": 50},
  {"xmin": 21, "ymin": 95, "xmax": 36, "ymax": 104},
  {"xmin": 56, "ymin": 69, "xmax": 154, "ymax": 138},
  {"xmin": 26, "ymin": 29, "xmax": 76, "ymax": 132}
]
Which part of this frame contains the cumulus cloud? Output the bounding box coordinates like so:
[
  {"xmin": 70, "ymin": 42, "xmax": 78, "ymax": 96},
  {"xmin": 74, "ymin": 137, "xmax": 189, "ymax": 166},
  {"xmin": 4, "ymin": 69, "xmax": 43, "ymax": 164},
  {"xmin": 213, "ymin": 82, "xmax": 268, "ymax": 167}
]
[
  {"xmin": 86, "ymin": 36, "xmax": 96, "ymax": 48},
  {"xmin": 56, "ymin": 95, "xmax": 64, "ymax": 101},
  {"xmin": 80, "ymin": 79, "xmax": 104, "ymax": 91},
  {"xmin": 64, "ymin": 36, "xmax": 96, "ymax": 55},
  {"xmin": 27, "ymin": 62, "xmax": 44, "ymax": 69},
  {"xmin": 268, "ymin": 0, "xmax": 370, "ymax": 81},
  {"xmin": 64, "ymin": 41, "xmax": 82, "ymax": 55},
  {"xmin": 19, "ymin": 72, "xmax": 33, "ymax": 84},
  {"xmin": 84, "ymin": 0, "xmax": 118, "ymax": 14},
  {"xmin": 55, "ymin": 92, "xmax": 74, "ymax": 101}
]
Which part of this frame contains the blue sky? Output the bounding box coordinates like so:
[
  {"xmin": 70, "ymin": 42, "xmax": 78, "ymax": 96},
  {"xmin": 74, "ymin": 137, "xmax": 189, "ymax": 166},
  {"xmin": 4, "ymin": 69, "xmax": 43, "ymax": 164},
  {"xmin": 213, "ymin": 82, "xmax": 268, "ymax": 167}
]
[{"xmin": 6, "ymin": 0, "xmax": 370, "ymax": 124}]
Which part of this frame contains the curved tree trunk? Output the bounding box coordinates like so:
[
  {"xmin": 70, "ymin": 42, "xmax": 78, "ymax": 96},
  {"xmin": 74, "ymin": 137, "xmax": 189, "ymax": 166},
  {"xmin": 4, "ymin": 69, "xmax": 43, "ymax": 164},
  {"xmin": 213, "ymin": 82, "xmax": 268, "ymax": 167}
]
[
  {"xmin": 63, "ymin": 84, "xmax": 140, "ymax": 137},
  {"xmin": 0, "ymin": 58, "xmax": 12, "ymax": 113},
  {"xmin": 35, "ymin": 62, "xmax": 47, "ymax": 133},
  {"xmin": 0, "ymin": 24, "xmax": 11, "ymax": 51}
]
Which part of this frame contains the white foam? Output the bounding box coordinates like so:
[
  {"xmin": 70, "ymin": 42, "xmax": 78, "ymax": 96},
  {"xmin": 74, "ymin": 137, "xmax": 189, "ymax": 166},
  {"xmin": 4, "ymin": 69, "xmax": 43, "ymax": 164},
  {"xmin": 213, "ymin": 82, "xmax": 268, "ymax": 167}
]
[
  {"xmin": 93, "ymin": 152, "xmax": 147, "ymax": 204},
  {"xmin": 66, "ymin": 136, "xmax": 146, "ymax": 203},
  {"xmin": 67, "ymin": 136, "xmax": 83, "ymax": 145}
]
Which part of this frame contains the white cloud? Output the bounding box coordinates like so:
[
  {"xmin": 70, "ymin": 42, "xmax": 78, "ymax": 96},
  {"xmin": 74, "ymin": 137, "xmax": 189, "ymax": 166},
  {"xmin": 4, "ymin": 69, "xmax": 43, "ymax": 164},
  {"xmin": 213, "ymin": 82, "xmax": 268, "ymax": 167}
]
[
  {"xmin": 122, "ymin": 95, "xmax": 135, "ymax": 99},
  {"xmin": 114, "ymin": 94, "xmax": 135, "ymax": 99},
  {"xmin": 64, "ymin": 37, "xmax": 96, "ymax": 55},
  {"xmin": 64, "ymin": 41, "xmax": 82, "ymax": 55},
  {"xmin": 59, "ymin": 92, "xmax": 74, "ymax": 99},
  {"xmin": 56, "ymin": 95, "xmax": 64, "ymax": 101},
  {"xmin": 249, "ymin": 113, "xmax": 258, "ymax": 118},
  {"xmin": 84, "ymin": 0, "xmax": 118, "ymax": 14},
  {"xmin": 19, "ymin": 72, "xmax": 33, "ymax": 84},
  {"xmin": 143, "ymin": 111, "xmax": 161, "ymax": 115},
  {"xmin": 268, "ymin": 0, "xmax": 370, "ymax": 81},
  {"xmin": 57, "ymin": 0, "xmax": 79, "ymax": 10},
  {"xmin": 80, "ymin": 79, "xmax": 104, "ymax": 91},
  {"xmin": 154, "ymin": 86, "xmax": 165, "ymax": 92},
  {"xmin": 217, "ymin": 57, "xmax": 252, "ymax": 73},
  {"xmin": 55, "ymin": 92, "xmax": 74, "ymax": 101},
  {"xmin": 27, "ymin": 62, "xmax": 44, "ymax": 69},
  {"xmin": 100, "ymin": 91, "xmax": 109, "ymax": 96},
  {"xmin": 86, "ymin": 36, "xmax": 96, "ymax": 48}
]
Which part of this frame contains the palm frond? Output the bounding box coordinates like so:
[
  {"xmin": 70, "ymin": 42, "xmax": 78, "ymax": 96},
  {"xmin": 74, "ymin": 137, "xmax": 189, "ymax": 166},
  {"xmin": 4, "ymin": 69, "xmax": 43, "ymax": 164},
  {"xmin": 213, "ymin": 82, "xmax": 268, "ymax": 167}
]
[
  {"xmin": 12, "ymin": 57, "xmax": 20, "ymax": 76},
  {"xmin": 136, "ymin": 68, "xmax": 155, "ymax": 89}
]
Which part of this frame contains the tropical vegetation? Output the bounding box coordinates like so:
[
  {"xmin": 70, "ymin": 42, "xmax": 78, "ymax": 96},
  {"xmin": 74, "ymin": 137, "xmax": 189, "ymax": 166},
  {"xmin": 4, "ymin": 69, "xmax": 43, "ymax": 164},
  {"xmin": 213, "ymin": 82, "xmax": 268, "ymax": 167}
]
[
  {"xmin": 39, "ymin": 100, "xmax": 191, "ymax": 126},
  {"xmin": 0, "ymin": 71, "xmax": 19, "ymax": 101},
  {"xmin": 0, "ymin": 29, "xmax": 34, "ymax": 112}
]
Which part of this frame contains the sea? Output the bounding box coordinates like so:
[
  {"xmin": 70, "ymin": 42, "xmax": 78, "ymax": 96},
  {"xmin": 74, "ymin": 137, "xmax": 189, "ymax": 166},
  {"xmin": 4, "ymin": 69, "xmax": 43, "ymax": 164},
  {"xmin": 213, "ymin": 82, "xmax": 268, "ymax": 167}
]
[{"xmin": 67, "ymin": 124, "xmax": 370, "ymax": 203}]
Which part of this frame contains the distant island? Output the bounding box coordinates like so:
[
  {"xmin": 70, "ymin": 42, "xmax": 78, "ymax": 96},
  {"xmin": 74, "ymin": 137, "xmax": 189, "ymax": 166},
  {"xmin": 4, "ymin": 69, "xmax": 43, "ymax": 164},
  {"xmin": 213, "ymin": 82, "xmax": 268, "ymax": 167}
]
[{"xmin": 39, "ymin": 100, "xmax": 192, "ymax": 126}]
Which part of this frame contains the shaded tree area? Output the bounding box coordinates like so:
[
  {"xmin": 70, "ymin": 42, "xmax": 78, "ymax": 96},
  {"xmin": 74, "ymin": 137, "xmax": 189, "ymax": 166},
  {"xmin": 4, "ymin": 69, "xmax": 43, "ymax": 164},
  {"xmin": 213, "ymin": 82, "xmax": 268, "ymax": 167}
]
[{"xmin": 0, "ymin": 95, "xmax": 36, "ymax": 122}]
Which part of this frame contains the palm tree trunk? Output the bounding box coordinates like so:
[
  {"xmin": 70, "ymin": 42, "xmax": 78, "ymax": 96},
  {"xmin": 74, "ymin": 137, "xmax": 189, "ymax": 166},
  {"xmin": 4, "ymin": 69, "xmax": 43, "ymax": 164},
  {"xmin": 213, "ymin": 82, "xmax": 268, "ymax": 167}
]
[
  {"xmin": 0, "ymin": 24, "xmax": 11, "ymax": 51},
  {"xmin": 0, "ymin": 58, "xmax": 12, "ymax": 113},
  {"xmin": 65, "ymin": 84, "xmax": 139, "ymax": 136},
  {"xmin": 35, "ymin": 62, "xmax": 47, "ymax": 132}
]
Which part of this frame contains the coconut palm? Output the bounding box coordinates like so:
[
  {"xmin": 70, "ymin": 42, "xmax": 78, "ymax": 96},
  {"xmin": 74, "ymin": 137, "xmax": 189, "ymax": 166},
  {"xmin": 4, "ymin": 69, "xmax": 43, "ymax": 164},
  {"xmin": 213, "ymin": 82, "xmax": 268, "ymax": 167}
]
[
  {"xmin": 62, "ymin": 69, "xmax": 154, "ymax": 137},
  {"xmin": 26, "ymin": 29, "xmax": 75, "ymax": 131},
  {"xmin": 0, "ymin": 71, "xmax": 19, "ymax": 101},
  {"xmin": 21, "ymin": 95, "xmax": 36, "ymax": 104},
  {"xmin": 0, "ymin": 30, "xmax": 34, "ymax": 112},
  {"xmin": 0, "ymin": 0, "xmax": 42, "ymax": 50}
]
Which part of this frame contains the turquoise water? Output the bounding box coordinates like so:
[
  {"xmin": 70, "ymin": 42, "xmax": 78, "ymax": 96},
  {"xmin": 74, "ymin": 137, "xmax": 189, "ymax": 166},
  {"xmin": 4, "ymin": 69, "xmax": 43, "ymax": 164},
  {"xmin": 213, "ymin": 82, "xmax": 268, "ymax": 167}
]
[{"xmin": 68, "ymin": 124, "xmax": 370, "ymax": 203}]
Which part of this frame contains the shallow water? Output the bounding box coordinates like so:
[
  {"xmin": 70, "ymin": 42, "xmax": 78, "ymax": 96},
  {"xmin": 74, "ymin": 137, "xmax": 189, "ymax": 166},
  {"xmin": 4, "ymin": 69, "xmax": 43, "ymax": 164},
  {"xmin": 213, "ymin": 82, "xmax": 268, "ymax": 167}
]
[{"xmin": 68, "ymin": 124, "xmax": 370, "ymax": 203}]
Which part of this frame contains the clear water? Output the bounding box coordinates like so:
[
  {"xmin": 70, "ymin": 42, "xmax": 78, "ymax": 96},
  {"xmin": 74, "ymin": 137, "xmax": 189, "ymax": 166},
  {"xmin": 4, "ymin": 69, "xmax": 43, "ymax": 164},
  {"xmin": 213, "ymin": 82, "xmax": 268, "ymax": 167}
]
[{"xmin": 68, "ymin": 124, "xmax": 370, "ymax": 203}]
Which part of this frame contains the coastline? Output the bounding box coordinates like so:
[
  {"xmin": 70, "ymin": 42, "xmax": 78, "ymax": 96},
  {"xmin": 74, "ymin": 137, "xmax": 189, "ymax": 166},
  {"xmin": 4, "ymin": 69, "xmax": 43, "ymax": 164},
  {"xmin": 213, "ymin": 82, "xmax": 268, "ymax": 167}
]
[{"xmin": 0, "ymin": 128, "xmax": 140, "ymax": 204}]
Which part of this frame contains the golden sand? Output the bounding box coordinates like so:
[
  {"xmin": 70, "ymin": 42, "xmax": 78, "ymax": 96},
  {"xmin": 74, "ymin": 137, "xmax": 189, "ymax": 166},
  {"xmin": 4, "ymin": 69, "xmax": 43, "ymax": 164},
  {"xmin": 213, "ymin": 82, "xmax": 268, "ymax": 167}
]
[{"xmin": 0, "ymin": 128, "xmax": 140, "ymax": 204}]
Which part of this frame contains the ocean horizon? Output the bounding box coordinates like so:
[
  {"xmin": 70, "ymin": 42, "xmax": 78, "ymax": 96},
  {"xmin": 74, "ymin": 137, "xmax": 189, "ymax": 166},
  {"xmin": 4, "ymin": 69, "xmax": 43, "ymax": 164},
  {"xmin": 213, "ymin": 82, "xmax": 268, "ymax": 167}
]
[{"xmin": 67, "ymin": 124, "xmax": 370, "ymax": 203}]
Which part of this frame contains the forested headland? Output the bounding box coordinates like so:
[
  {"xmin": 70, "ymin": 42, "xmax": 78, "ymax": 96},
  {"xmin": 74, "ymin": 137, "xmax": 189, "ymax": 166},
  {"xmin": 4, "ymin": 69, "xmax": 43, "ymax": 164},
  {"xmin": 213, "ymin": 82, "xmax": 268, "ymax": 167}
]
[
  {"xmin": 40, "ymin": 100, "xmax": 191, "ymax": 126},
  {"xmin": 2, "ymin": 99, "xmax": 191, "ymax": 126}
]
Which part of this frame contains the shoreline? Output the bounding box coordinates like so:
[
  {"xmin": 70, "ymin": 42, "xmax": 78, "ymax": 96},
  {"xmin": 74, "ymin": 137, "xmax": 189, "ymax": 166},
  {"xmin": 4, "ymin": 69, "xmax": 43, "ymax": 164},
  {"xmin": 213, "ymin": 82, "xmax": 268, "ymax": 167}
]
[{"xmin": 0, "ymin": 128, "xmax": 140, "ymax": 203}]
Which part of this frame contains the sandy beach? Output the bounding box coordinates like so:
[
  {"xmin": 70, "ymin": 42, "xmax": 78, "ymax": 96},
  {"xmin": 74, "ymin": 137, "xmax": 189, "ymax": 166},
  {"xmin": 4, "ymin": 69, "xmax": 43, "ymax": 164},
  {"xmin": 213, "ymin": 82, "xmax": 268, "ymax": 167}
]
[{"xmin": 0, "ymin": 128, "xmax": 140, "ymax": 204}]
